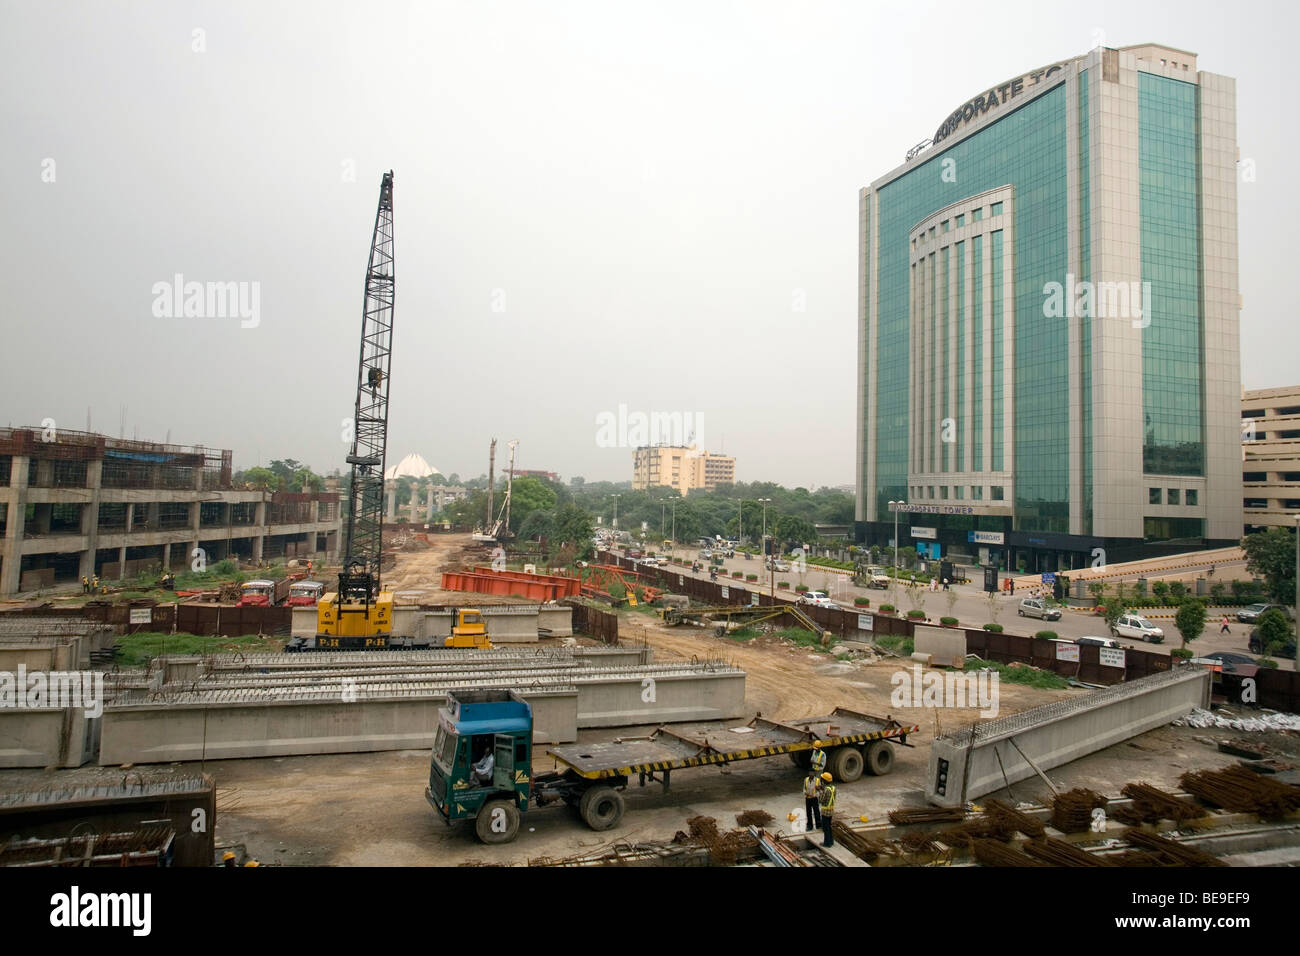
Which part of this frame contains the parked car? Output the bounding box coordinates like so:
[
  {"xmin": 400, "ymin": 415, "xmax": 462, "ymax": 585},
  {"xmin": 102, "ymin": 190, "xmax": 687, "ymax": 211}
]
[
  {"xmin": 766, "ymin": 559, "xmax": 791, "ymax": 572},
  {"xmin": 1076, "ymin": 635, "xmax": 1121, "ymax": 649},
  {"xmin": 1247, "ymin": 626, "xmax": 1297, "ymax": 657},
  {"xmin": 1018, "ymin": 598, "xmax": 1061, "ymax": 621},
  {"xmin": 1201, "ymin": 651, "xmax": 1258, "ymax": 673},
  {"xmin": 1111, "ymin": 614, "xmax": 1164, "ymax": 644},
  {"xmin": 1236, "ymin": 603, "xmax": 1294, "ymax": 624},
  {"xmin": 798, "ymin": 590, "xmax": 836, "ymax": 608}
]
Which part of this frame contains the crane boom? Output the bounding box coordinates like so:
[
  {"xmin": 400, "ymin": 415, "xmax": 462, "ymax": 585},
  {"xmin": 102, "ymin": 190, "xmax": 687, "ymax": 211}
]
[{"xmin": 340, "ymin": 170, "xmax": 395, "ymax": 604}]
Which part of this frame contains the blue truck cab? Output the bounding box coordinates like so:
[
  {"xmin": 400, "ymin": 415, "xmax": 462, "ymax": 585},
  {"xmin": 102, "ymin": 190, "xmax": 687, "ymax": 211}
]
[{"xmin": 426, "ymin": 689, "xmax": 533, "ymax": 844}]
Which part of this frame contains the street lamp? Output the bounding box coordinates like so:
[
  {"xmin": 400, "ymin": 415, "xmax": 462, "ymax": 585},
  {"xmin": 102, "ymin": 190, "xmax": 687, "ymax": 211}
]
[
  {"xmin": 669, "ymin": 496, "xmax": 679, "ymax": 555},
  {"xmin": 888, "ymin": 500, "xmax": 905, "ymax": 585},
  {"xmin": 757, "ymin": 498, "xmax": 772, "ymax": 593},
  {"xmin": 611, "ymin": 494, "xmax": 621, "ymax": 530}
]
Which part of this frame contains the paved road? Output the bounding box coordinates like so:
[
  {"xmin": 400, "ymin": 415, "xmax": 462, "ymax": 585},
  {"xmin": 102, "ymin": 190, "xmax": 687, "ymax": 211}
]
[{"xmin": 638, "ymin": 547, "xmax": 1295, "ymax": 671}]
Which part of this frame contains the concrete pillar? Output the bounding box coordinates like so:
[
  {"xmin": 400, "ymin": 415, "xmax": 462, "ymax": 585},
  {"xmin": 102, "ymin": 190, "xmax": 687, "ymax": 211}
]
[
  {"xmin": 163, "ymin": 542, "xmax": 171, "ymax": 570},
  {"xmin": 386, "ymin": 480, "xmax": 397, "ymax": 520},
  {"xmin": 79, "ymin": 459, "xmax": 103, "ymax": 581},
  {"xmin": 116, "ymin": 545, "xmax": 126, "ymax": 578},
  {"xmin": 145, "ymin": 502, "xmax": 160, "ymax": 530},
  {"xmin": 426, "ymin": 486, "xmax": 435, "ymax": 521},
  {"xmin": 1, "ymin": 455, "xmax": 30, "ymax": 596},
  {"xmin": 124, "ymin": 502, "xmax": 134, "ymax": 532}
]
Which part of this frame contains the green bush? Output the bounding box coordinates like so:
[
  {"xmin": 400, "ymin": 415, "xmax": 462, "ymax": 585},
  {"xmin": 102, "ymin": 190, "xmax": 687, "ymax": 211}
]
[
  {"xmin": 745, "ymin": 573, "xmax": 758, "ymax": 582},
  {"xmin": 1151, "ymin": 581, "xmax": 1170, "ymax": 603},
  {"xmin": 940, "ymin": 616, "xmax": 959, "ymax": 626},
  {"xmin": 1034, "ymin": 630, "xmax": 1059, "ymax": 641},
  {"xmin": 880, "ymin": 604, "xmax": 896, "ymax": 613},
  {"xmin": 1170, "ymin": 647, "xmax": 1194, "ymax": 660},
  {"xmin": 982, "ymin": 623, "xmax": 1003, "ymax": 632},
  {"xmin": 1258, "ymin": 657, "xmax": 1279, "ymax": 669},
  {"xmin": 964, "ymin": 657, "xmax": 1070, "ymax": 690},
  {"xmin": 778, "ymin": 581, "xmax": 790, "ymax": 589},
  {"xmin": 731, "ymin": 571, "xmax": 743, "ymax": 578},
  {"xmin": 795, "ymin": 585, "xmax": 809, "ymax": 592},
  {"xmin": 853, "ymin": 597, "xmax": 870, "ymax": 607},
  {"xmin": 1168, "ymin": 581, "xmax": 1188, "ymax": 600},
  {"xmin": 906, "ymin": 609, "xmax": 926, "ymax": 619}
]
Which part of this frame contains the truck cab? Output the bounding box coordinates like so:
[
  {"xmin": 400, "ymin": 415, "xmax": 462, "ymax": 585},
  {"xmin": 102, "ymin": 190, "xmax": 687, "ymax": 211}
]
[
  {"xmin": 426, "ymin": 690, "xmax": 532, "ymax": 843},
  {"xmin": 287, "ymin": 581, "xmax": 325, "ymax": 606},
  {"xmin": 238, "ymin": 580, "xmax": 276, "ymax": 607}
]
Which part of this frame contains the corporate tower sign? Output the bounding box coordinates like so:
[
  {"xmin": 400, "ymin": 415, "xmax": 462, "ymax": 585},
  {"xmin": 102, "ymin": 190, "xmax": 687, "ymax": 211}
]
[{"xmin": 932, "ymin": 62, "xmax": 1066, "ymax": 145}]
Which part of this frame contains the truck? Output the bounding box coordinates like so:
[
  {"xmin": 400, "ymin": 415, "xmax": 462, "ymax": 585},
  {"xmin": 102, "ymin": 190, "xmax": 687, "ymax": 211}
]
[
  {"xmin": 426, "ymin": 689, "xmax": 917, "ymax": 844},
  {"xmin": 857, "ymin": 566, "xmax": 891, "ymax": 589},
  {"xmin": 444, "ymin": 609, "xmax": 493, "ymax": 649},
  {"xmin": 287, "ymin": 581, "xmax": 325, "ymax": 607},
  {"xmin": 237, "ymin": 578, "xmax": 291, "ymax": 607}
]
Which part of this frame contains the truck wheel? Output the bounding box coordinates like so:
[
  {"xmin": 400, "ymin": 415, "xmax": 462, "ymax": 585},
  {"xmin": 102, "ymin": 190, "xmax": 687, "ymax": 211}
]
[
  {"xmin": 790, "ymin": 750, "xmax": 813, "ymax": 770},
  {"xmin": 829, "ymin": 746, "xmax": 864, "ymax": 783},
  {"xmin": 714, "ymin": 624, "xmax": 727, "ymax": 638},
  {"xmin": 579, "ymin": 786, "xmax": 625, "ymax": 831},
  {"xmin": 864, "ymin": 740, "xmax": 894, "ymax": 776},
  {"xmin": 474, "ymin": 798, "xmax": 521, "ymax": 845}
]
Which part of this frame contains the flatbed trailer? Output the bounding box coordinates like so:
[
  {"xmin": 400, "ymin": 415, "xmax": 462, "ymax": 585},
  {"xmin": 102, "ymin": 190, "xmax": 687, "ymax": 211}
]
[{"xmin": 426, "ymin": 690, "xmax": 917, "ymax": 844}]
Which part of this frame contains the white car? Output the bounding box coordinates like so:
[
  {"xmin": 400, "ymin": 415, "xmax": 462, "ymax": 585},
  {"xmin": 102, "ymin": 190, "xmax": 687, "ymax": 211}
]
[
  {"xmin": 1111, "ymin": 614, "xmax": 1164, "ymax": 644},
  {"xmin": 1018, "ymin": 598, "xmax": 1061, "ymax": 621},
  {"xmin": 798, "ymin": 591, "xmax": 837, "ymax": 609}
]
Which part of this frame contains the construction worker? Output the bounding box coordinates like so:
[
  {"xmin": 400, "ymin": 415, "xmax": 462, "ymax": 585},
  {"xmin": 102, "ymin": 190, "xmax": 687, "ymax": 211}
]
[
  {"xmin": 222, "ymin": 851, "xmax": 237, "ymax": 867},
  {"xmin": 81, "ymin": 575, "xmax": 89, "ymax": 594},
  {"xmin": 802, "ymin": 770, "xmax": 823, "ymax": 832},
  {"xmin": 92, "ymin": 575, "xmax": 99, "ymax": 592},
  {"xmin": 809, "ymin": 744, "xmax": 827, "ymax": 776},
  {"xmin": 817, "ymin": 772, "xmax": 837, "ymax": 847}
]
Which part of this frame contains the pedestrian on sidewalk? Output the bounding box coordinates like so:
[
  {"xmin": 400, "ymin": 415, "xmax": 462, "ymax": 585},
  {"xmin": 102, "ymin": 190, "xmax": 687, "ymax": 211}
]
[
  {"xmin": 817, "ymin": 773, "xmax": 837, "ymax": 847},
  {"xmin": 1220, "ymin": 615, "xmax": 1231, "ymax": 635}
]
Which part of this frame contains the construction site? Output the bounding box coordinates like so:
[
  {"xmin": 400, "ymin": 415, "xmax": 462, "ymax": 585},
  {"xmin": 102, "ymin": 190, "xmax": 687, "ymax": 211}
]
[{"xmin": 0, "ymin": 170, "xmax": 1295, "ymax": 873}]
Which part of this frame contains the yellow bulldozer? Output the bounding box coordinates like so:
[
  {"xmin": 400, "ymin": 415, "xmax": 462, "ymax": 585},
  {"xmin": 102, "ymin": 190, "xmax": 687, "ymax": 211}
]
[{"xmin": 445, "ymin": 608, "xmax": 493, "ymax": 649}]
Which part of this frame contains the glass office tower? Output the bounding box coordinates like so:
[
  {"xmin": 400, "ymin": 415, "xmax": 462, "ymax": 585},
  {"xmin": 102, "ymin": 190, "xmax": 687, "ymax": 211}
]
[{"xmin": 856, "ymin": 45, "xmax": 1241, "ymax": 572}]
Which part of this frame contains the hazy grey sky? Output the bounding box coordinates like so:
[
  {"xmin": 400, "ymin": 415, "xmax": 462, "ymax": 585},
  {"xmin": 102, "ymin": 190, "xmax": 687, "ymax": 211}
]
[{"xmin": 2, "ymin": 1, "xmax": 1294, "ymax": 488}]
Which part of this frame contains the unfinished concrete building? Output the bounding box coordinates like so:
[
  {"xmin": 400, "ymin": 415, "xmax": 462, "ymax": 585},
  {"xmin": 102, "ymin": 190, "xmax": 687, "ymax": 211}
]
[{"xmin": 0, "ymin": 427, "xmax": 342, "ymax": 595}]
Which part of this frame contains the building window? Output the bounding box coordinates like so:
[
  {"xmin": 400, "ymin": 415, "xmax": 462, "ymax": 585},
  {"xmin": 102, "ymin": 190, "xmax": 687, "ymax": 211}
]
[
  {"xmin": 1185, "ymin": 489, "xmax": 1198, "ymax": 506},
  {"xmin": 955, "ymin": 214, "xmax": 965, "ymax": 228},
  {"xmin": 972, "ymin": 207, "xmax": 983, "ymax": 222},
  {"xmin": 971, "ymin": 486, "xmax": 983, "ymax": 500},
  {"xmin": 927, "ymin": 486, "xmax": 935, "ymax": 499},
  {"xmin": 990, "ymin": 202, "xmax": 1003, "ymax": 216},
  {"xmin": 1167, "ymin": 488, "xmax": 1180, "ymax": 505},
  {"xmin": 942, "ymin": 220, "xmax": 950, "ymax": 233},
  {"xmin": 955, "ymin": 486, "xmax": 964, "ymax": 500},
  {"xmin": 990, "ymin": 486, "xmax": 1004, "ymax": 501},
  {"xmin": 1149, "ymin": 488, "xmax": 1162, "ymax": 505},
  {"xmin": 940, "ymin": 487, "xmax": 949, "ymax": 500}
]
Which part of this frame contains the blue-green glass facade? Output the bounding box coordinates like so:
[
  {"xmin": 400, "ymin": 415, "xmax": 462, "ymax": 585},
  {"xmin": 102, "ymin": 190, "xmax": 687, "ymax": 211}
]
[
  {"xmin": 1139, "ymin": 72, "xmax": 1204, "ymax": 477},
  {"xmin": 871, "ymin": 84, "xmax": 1069, "ymax": 530},
  {"xmin": 1078, "ymin": 69, "xmax": 1093, "ymax": 533}
]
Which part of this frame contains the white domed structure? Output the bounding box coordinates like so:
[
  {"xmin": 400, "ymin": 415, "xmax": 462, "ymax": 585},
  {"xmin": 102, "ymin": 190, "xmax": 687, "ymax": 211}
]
[{"xmin": 384, "ymin": 453, "xmax": 440, "ymax": 481}]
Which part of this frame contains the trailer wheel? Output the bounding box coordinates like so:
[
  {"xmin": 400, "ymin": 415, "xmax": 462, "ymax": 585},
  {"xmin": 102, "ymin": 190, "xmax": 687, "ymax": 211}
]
[
  {"xmin": 864, "ymin": 740, "xmax": 895, "ymax": 776},
  {"xmin": 789, "ymin": 750, "xmax": 813, "ymax": 770},
  {"xmin": 830, "ymin": 746, "xmax": 864, "ymax": 782},
  {"xmin": 714, "ymin": 624, "xmax": 727, "ymax": 638},
  {"xmin": 474, "ymin": 798, "xmax": 521, "ymax": 844},
  {"xmin": 579, "ymin": 786, "xmax": 625, "ymax": 831}
]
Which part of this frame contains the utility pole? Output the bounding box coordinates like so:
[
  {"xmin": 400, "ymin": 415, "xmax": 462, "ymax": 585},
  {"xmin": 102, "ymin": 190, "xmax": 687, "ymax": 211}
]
[
  {"xmin": 889, "ymin": 500, "xmax": 905, "ymax": 586},
  {"xmin": 485, "ymin": 438, "xmax": 496, "ymax": 531}
]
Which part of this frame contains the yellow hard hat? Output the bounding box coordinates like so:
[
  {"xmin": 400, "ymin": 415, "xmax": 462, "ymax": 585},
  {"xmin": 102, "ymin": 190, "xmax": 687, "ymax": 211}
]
[
  {"xmin": 222, "ymin": 851, "xmax": 236, "ymax": 861},
  {"xmin": 820, "ymin": 772, "xmax": 833, "ymax": 782},
  {"xmin": 244, "ymin": 860, "xmax": 260, "ymax": 867}
]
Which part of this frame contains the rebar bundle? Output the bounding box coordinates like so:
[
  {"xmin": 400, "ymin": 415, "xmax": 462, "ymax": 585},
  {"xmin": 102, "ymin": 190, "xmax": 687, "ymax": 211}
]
[
  {"xmin": 1022, "ymin": 837, "xmax": 1115, "ymax": 867},
  {"xmin": 1050, "ymin": 788, "xmax": 1110, "ymax": 833},
  {"xmin": 972, "ymin": 839, "xmax": 1047, "ymax": 867},
  {"xmin": 1180, "ymin": 765, "xmax": 1300, "ymax": 819},
  {"xmin": 1111, "ymin": 783, "xmax": 1203, "ymax": 826},
  {"xmin": 735, "ymin": 810, "xmax": 773, "ymax": 827},
  {"xmin": 984, "ymin": 799, "xmax": 1046, "ymax": 839},
  {"xmin": 888, "ymin": 806, "xmax": 966, "ymax": 825},
  {"xmin": 1122, "ymin": 829, "xmax": 1227, "ymax": 867}
]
